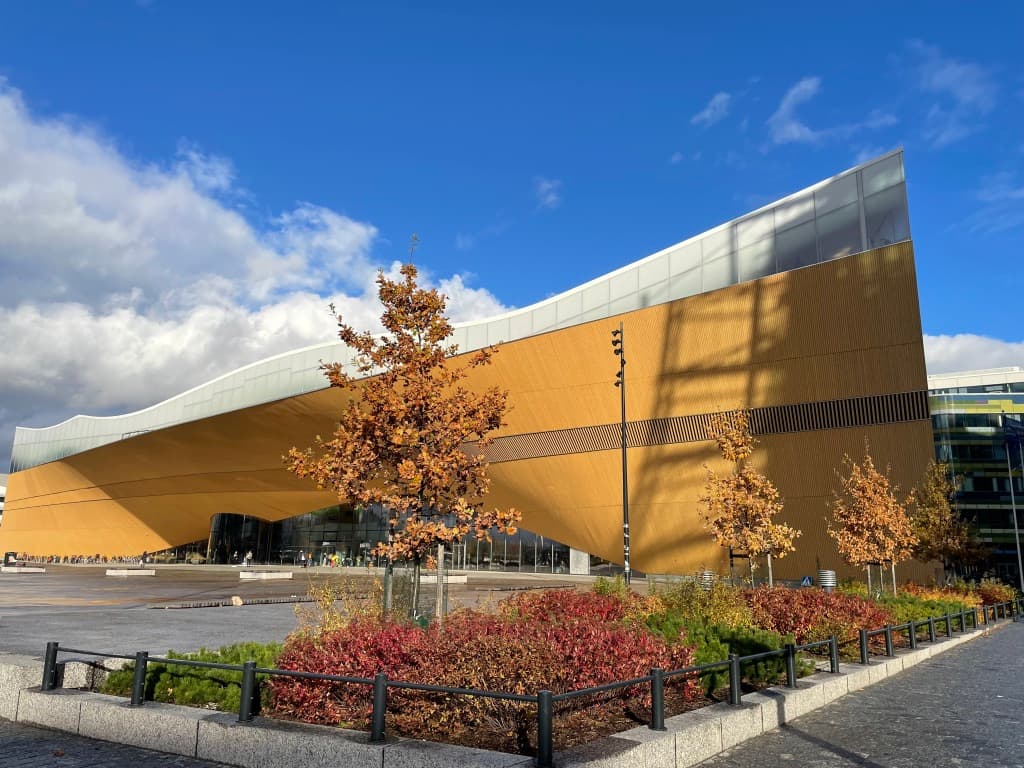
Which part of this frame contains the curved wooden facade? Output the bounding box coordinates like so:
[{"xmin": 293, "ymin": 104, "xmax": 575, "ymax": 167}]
[{"xmin": 1, "ymin": 242, "xmax": 934, "ymax": 578}]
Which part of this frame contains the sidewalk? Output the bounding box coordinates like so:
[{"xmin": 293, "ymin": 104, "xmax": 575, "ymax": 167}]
[{"xmin": 699, "ymin": 620, "xmax": 1024, "ymax": 767}]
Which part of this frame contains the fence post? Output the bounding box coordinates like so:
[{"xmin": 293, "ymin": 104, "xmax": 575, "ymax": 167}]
[
  {"xmin": 883, "ymin": 626, "xmax": 894, "ymax": 657},
  {"xmin": 129, "ymin": 651, "xmax": 148, "ymax": 707},
  {"xmin": 237, "ymin": 661, "xmax": 257, "ymax": 722},
  {"xmin": 41, "ymin": 642, "xmax": 59, "ymax": 691},
  {"xmin": 927, "ymin": 617, "xmax": 936, "ymax": 643},
  {"xmin": 649, "ymin": 669, "xmax": 666, "ymax": 731},
  {"xmin": 959, "ymin": 609, "xmax": 966, "ymax": 631},
  {"xmin": 370, "ymin": 673, "xmax": 387, "ymax": 742},
  {"xmin": 728, "ymin": 654, "xmax": 742, "ymax": 705},
  {"xmin": 784, "ymin": 644, "xmax": 797, "ymax": 688},
  {"xmin": 829, "ymin": 636, "xmax": 840, "ymax": 673},
  {"xmin": 944, "ymin": 614, "xmax": 953, "ymax": 637},
  {"xmin": 908, "ymin": 622, "xmax": 917, "ymax": 650},
  {"xmin": 859, "ymin": 629, "xmax": 869, "ymax": 665},
  {"xmin": 536, "ymin": 690, "xmax": 554, "ymax": 768}
]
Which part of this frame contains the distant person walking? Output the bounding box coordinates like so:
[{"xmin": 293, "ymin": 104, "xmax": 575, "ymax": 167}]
[
  {"xmin": 244, "ymin": 550, "xmax": 253, "ymax": 567},
  {"xmin": 299, "ymin": 550, "xmax": 307, "ymax": 568},
  {"xmin": 140, "ymin": 551, "xmax": 147, "ymax": 566}
]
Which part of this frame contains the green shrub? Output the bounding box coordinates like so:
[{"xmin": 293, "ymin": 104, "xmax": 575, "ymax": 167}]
[
  {"xmin": 644, "ymin": 612, "xmax": 792, "ymax": 693},
  {"xmin": 877, "ymin": 594, "xmax": 973, "ymax": 628},
  {"xmin": 593, "ymin": 574, "xmax": 630, "ymax": 598},
  {"xmin": 653, "ymin": 578, "xmax": 753, "ymax": 628},
  {"xmin": 102, "ymin": 641, "xmax": 282, "ymax": 712}
]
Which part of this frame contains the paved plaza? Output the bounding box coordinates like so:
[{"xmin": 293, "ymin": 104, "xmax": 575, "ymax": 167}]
[{"xmin": 0, "ymin": 564, "xmax": 584, "ymax": 657}]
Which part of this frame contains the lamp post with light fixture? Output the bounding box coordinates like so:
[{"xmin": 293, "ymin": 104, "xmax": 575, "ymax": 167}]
[{"xmin": 612, "ymin": 323, "xmax": 630, "ymax": 585}]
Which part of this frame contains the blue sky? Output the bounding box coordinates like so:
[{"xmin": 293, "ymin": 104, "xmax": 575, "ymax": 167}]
[{"xmin": 1, "ymin": 1, "xmax": 1022, "ymax": 466}]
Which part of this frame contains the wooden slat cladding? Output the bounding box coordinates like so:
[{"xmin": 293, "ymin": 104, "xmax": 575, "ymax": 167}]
[{"xmin": 479, "ymin": 390, "xmax": 929, "ymax": 463}]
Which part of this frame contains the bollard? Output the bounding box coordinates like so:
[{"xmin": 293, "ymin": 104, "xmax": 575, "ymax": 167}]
[
  {"xmin": 237, "ymin": 661, "xmax": 257, "ymax": 722},
  {"xmin": 536, "ymin": 690, "xmax": 554, "ymax": 768},
  {"xmin": 649, "ymin": 669, "xmax": 666, "ymax": 731},
  {"xmin": 859, "ymin": 629, "xmax": 870, "ymax": 665},
  {"xmin": 785, "ymin": 644, "xmax": 797, "ymax": 688},
  {"xmin": 959, "ymin": 610, "xmax": 966, "ymax": 632},
  {"xmin": 883, "ymin": 626, "xmax": 894, "ymax": 657},
  {"xmin": 980, "ymin": 606, "xmax": 987, "ymax": 626},
  {"xmin": 829, "ymin": 636, "xmax": 840, "ymax": 674},
  {"xmin": 944, "ymin": 614, "xmax": 953, "ymax": 637},
  {"xmin": 728, "ymin": 654, "xmax": 742, "ymax": 706},
  {"xmin": 928, "ymin": 617, "xmax": 936, "ymax": 643},
  {"xmin": 908, "ymin": 622, "xmax": 917, "ymax": 650},
  {"xmin": 130, "ymin": 651, "xmax": 148, "ymax": 707},
  {"xmin": 41, "ymin": 642, "xmax": 59, "ymax": 691},
  {"xmin": 370, "ymin": 673, "xmax": 387, "ymax": 742}
]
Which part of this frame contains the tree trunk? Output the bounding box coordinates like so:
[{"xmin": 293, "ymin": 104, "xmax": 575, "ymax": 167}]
[
  {"xmin": 891, "ymin": 562, "xmax": 898, "ymax": 596},
  {"xmin": 383, "ymin": 560, "xmax": 394, "ymax": 614},
  {"xmin": 435, "ymin": 543, "xmax": 446, "ymax": 621},
  {"xmin": 411, "ymin": 558, "xmax": 421, "ymax": 618},
  {"xmin": 867, "ymin": 565, "xmax": 872, "ymax": 596},
  {"xmin": 766, "ymin": 553, "xmax": 774, "ymax": 587}
]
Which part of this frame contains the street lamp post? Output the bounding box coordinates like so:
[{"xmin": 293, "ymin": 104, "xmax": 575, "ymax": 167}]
[
  {"xmin": 1003, "ymin": 412, "xmax": 1024, "ymax": 592},
  {"xmin": 612, "ymin": 323, "xmax": 630, "ymax": 585}
]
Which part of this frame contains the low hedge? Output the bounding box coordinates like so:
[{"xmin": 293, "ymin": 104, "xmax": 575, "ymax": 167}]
[{"xmin": 102, "ymin": 641, "xmax": 282, "ymax": 712}]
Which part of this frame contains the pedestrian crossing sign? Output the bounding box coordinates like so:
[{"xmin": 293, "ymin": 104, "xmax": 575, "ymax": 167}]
[{"xmin": 800, "ymin": 576, "xmax": 813, "ymax": 587}]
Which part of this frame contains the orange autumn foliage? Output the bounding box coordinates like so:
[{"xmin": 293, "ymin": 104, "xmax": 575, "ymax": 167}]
[
  {"xmin": 828, "ymin": 445, "xmax": 917, "ymax": 568},
  {"xmin": 699, "ymin": 410, "xmax": 801, "ymax": 562},
  {"xmin": 286, "ymin": 262, "xmax": 521, "ymax": 563}
]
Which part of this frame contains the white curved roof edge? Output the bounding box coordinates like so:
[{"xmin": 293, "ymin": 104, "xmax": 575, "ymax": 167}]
[
  {"xmin": 13, "ymin": 149, "xmax": 904, "ymax": 449},
  {"xmin": 13, "ymin": 338, "xmax": 351, "ymax": 434}
]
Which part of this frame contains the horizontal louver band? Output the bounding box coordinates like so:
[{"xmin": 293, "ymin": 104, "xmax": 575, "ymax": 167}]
[{"xmin": 475, "ymin": 390, "xmax": 929, "ymax": 464}]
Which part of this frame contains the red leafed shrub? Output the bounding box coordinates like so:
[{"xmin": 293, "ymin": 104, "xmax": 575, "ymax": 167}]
[
  {"xmin": 498, "ymin": 588, "xmax": 633, "ymax": 624},
  {"xmin": 977, "ymin": 578, "xmax": 1017, "ymax": 605},
  {"xmin": 268, "ymin": 597, "xmax": 701, "ymax": 753},
  {"xmin": 745, "ymin": 586, "xmax": 894, "ymax": 648},
  {"xmin": 270, "ymin": 617, "xmax": 432, "ymax": 726}
]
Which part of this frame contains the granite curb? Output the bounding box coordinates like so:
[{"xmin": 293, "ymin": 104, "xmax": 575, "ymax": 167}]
[{"xmin": 0, "ymin": 620, "xmax": 1010, "ymax": 768}]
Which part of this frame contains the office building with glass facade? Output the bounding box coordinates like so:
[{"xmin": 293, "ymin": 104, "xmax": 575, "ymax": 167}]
[
  {"xmin": 1, "ymin": 151, "xmax": 936, "ymax": 579},
  {"xmin": 928, "ymin": 367, "xmax": 1024, "ymax": 583}
]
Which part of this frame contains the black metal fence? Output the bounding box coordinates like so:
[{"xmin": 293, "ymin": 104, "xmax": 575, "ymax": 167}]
[{"xmin": 39, "ymin": 598, "xmax": 1023, "ymax": 768}]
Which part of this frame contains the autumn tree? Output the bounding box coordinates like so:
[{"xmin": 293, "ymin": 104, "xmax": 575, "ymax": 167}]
[
  {"xmin": 908, "ymin": 461, "xmax": 971, "ymax": 577},
  {"xmin": 828, "ymin": 445, "xmax": 917, "ymax": 595},
  {"xmin": 286, "ymin": 262, "xmax": 521, "ymax": 616},
  {"xmin": 699, "ymin": 409, "xmax": 800, "ymax": 586}
]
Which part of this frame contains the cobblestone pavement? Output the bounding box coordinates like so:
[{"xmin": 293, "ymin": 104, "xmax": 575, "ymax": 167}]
[
  {"xmin": 700, "ymin": 621, "xmax": 1024, "ymax": 767},
  {"xmin": 0, "ymin": 720, "xmax": 230, "ymax": 767}
]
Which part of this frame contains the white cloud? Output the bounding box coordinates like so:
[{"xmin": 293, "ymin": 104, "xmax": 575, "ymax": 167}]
[
  {"xmin": 455, "ymin": 232, "xmax": 475, "ymax": 251},
  {"xmin": 0, "ymin": 80, "xmax": 511, "ymax": 466},
  {"xmin": 907, "ymin": 40, "xmax": 997, "ymax": 148},
  {"xmin": 669, "ymin": 151, "xmax": 683, "ymax": 165},
  {"xmin": 691, "ymin": 92, "xmax": 732, "ymax": 127},
  {"xmin": 924, "ymin": 334, "xmax": 1024, "ymax": 374},
  {"xmin": 766, "ymin": 77, "xmax": 897, "ymax": 147},
  {"xmin": 767, "ymin": 77, "xmax": 823, "ymax": 145},
  {"xmin": 534, "ymin": 176, "xmax": 563, "ymax": 209},
  {"xmin": 961, "ymin": 172, "xmax": 1024, "ymax": 234}
]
